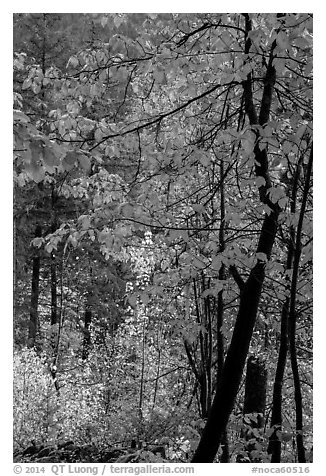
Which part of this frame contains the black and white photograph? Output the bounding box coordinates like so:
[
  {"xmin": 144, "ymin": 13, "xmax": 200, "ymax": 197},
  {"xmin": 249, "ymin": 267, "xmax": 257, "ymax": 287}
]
[{"xmin": 11, "ymin": 9, "xmax": 314, "ymax": 470}]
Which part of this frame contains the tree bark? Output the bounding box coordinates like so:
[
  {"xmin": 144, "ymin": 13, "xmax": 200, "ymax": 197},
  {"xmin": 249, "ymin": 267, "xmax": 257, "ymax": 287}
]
[
  {"xmin": 28, "ymin": 225, "xmax": 42, "ymax": 347},
  {"xmin": 50, "ymin": 186, "xmax": 58, "ymax": 327},
  {"xmin": 243, "ymin": 356, "xmax": 267, "ymax": 417},
  {"xmin": 50, "ymin": 253, "xmax": 57, "ymax": 326},
  {"xmin": 82, "ymin": 303, "xmax": 92, "ymax": 360},
  {"xmin": 237, "ymin": 356, "xmax": 267, "ymax": 462}
]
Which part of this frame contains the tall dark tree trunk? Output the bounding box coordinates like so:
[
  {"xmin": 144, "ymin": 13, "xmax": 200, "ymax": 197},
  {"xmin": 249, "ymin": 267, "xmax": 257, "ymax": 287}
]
[
  {"xmin": 28, "ymin": 225, "xmax": 42, "ymax": 347},
  {"xmin": 49, "ymin": 186, "xmax": 60, "ymax": 394},
  {"xmin": 237, "ymin": 356, "xmax": 267, "ymax": 463},
  {"xmin": 50, "ymin": 253, "xmax": 57, "ymax": 326},
  {"xmin": 82, "ymin": 303, "xmax": 92, "ymax": 360},
  {"xmin": 192, "ymin": 208, "xmax": 279, "ymax": 462},
  {"xmin": 50, "ymin": 186, "xmax": 58, "ymax": 327},
  {"xmin": 243, "ymin": 355, "xmax": 267, "ymax": 418}
]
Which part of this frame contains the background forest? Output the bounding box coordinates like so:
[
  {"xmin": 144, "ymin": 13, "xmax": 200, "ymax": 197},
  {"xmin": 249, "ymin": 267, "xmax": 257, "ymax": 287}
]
[{"xmin": 13, "ymin": 13, "xmax": 313, "ymax": 464}]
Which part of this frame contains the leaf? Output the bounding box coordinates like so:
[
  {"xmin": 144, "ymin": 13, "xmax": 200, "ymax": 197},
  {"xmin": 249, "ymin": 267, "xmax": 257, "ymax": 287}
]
[
  {"xmin": 278, "ymin": 197, "xmax": 288, "ymax": 209},
  {"xmin": 62, "ymin": 151, "xmax": 78, "ymax": 171},
  {"xmin": 94, "ymin": 128, "xmax": 104, "ymax": 141},
  {"xmin": 256, "ymin": 252, "xmax": 268, "ymax": 262},
  {"xmin": 192, "ymin": 204, "xmax": 205, "ymax": 213},
  {"xmin": 140, "ymin": 292, "xmax": 150, "ymax": 305},
  {"xmin": 25, "ymin": 161, "xmax": 45, "ymax": 183},
  {"xmin": 128, "ymin": 294, "xmax": 138, "ymax": 307},
  {"xmin": 211, "ymin": 256, "xmax": 222, "ymax": 270},
  {"xmin": 201, "ymin": 289, "xmax": 212, "ymax": 298},
  {"xmin": 13, "ymin": 110, "xmax": 30, "ymax": 123},
  {"xmin": 282, "ymin": 141, "xmax": 293, "ymax": 155},
  {"xmin": 199, "ymin": 155, "xmax": 210, "ymax": 167},
  {"xmin": 45, "ymin": 243, "xmax": 54, "ymax": 254},
  {"xmin": 281, "ymin": 432, "xmax": 293, "ymax": 442},
  {"xmin": 78, "ymin": 154, "xmax": 91, "ymax": 172},
  {"xmin": 113, "ymin": 15, "xmax": 125, "ymax": 28},
  {"xmin": 161, "ymin": 260, "xmax": 169, "ymax": 271},
  {"xmin": 255, "ymin": 176, "xmax": 266, "ymax": 188},
  {"xmin": 265, "ymin": 427, "xmax": 275, "ymax": 438},
  {"xmin": 153, "ymin": 70, "xmax": 165, "ymax": 84},
  {"xmin": 32, "ymin": 83, "xmax": 42, "ymax": 94},
  {"xmin": 43, "ymin": 148, "xmax": 59, "ymax": 167},
  {"xmin": 68, "ymin": 234, "xmax": 78, "ymax": 248},
  {"xmin": 22, "ymin": 78, "xmax": 32, "ymax": 90},
  {"xmin": 294, "ymin": 124, "xmax": 307, "ymax": 143},
  {"xmin": 242, "ymin": 138, "xmax": 255, "ymax": 155},
  {"xmin": 100, "ymin": 16, "xmax": 109, "ymax": 27},
  {"xmin": 67, "ymin": 56, "xmax": 79, "ymax": 68},
  {"xmin": 31, "ymin": 237, "xmax": 44, "ymax": 248},
  {"xmin": 276, "ymin": 31, "xmax": 290, "ymax": 50},
  {"xmin": 268, "ymin": 186, "xmax": 285, "ymax": 204},
  {"xmin": 79, "ymin": 216, "xmax": 91, "ymax": 230}
]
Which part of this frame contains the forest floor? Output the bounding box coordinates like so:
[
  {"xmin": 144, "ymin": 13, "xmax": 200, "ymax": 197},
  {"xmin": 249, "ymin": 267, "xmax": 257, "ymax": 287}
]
[{"xmin": 14, "ymin": 441, "xmax": 169, "ymax": 463}]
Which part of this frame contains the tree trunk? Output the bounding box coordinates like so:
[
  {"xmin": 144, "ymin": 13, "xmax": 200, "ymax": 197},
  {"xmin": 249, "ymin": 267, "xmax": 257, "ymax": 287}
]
[
  {"xmin": 82, "ymin": 304, "xmax": 92, "ymax": 360},
  {"xmin": 50, "ymin": 186, "xmax": 58, "ymax": 327},
  {"xmin": 216, "ymin": 156, "xmax": 229, "ymax": 463},
  {"xmin": 268, "ymin": 144, "xmax": 303, "ymax": 461},
  {"xmin": 237, "ymin": 356, "xmax": 267, "ymax": 463},
  {"xmin": 28, "ymin": 224, "xmax": 42, "ymax": 347},
  {"xmin": 244, "ymin": 356, "xmax": 267, "ymax": 418},
  {"xmin": 268, "ymin": 298, "xmax": 289, "ymax": 462},
  {"xmin": 184, "ymin": 278, "xmax": 213, "ymax": 420},
  {"xmin": 243, "ymin": 356, "xmax": 267, "ymax": 463},
  {"xmin": 288, "ymin": 145, "xmax": 313, "ymax": 463},
  {"xmin": 50, "ymin": 253, "xmax": 57, "ymax": 326},
  {"xmin": 192, "ymin": 209, "xmax": 279, "ymax": 462}
]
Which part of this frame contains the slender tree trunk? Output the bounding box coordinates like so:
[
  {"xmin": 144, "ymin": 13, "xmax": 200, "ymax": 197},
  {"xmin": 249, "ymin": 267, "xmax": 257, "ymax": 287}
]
[
  {"xmin": 50, "ymin": 186, "xmax": 58, "ymax": 327},
  {"xmin": 50, "ymin": 253, "xmax": 57, "ymax": 326},
  {"xmin": 138, "ymin": 317, "xmax": 146, "ymax": 440},
  {"xmin": 268, "ymin": 298, "xmax": 290, "ymax": 461},
  {"xmin": 82, "ymin": 302, "xmax": 92, "ymax": 360},
  {"xmin": 152, "ymin": 344, "xmax": 161, "ymax": 410},
  {"xmin": 193, "ymin": 278, "xmax": 210, "ymax": 419},
  {"xmin": 217, "ymin": 157, "xmax": 226, "ymax": 383},
  {"xmin": 49, "ymin": 185, "xmax": 60, "ymax": 393},
  {"xmin": 288, "ymin": 145, "xmax": 313, "ymax": 463},
  {"xmin": 217, "ymin": 156, "xmax": 229, "ymax": 462},
  {"xmin": 203, "ymin": 276, "xmax": 213, "ymax": 413},
  {"xmin": 268, "ymin": 146, "xmax": 304, "ymax": 461},
  {"xmin": 28, "ymin": 225, "xmax": 42, "ymax": 347}
]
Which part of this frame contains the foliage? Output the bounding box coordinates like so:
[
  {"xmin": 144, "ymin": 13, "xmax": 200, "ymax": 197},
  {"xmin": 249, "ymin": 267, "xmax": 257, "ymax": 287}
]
[{"xmin": 13, "ymin": 13, "xmax": 313, "ymax": 463}]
